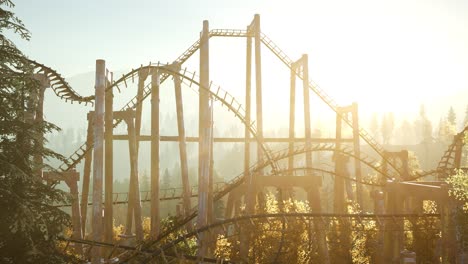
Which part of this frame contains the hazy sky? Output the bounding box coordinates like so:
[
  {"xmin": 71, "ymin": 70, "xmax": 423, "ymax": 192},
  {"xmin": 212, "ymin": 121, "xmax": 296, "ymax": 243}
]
[{"xmin": 8, "ymin": 0, "xmax": 468, "ymax": 128}]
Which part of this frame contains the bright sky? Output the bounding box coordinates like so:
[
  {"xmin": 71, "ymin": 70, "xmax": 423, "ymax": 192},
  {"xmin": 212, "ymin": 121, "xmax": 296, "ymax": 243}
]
[{"xmin": 8, "ymin": 0, "xmax": 468, "ymax": 130}]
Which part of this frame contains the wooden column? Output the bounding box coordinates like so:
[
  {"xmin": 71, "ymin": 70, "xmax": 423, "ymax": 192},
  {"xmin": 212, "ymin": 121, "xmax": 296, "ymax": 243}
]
[
  {"xmin": 288, "ymin": 64, "xmax": 296, "ymax": 171},
  {"xmin": 453, "ymin": 137, "xmax": 463, "ymax": 168},
  {"xmin": 124, "ymin": 70, "xmax": 146, "ymax": 238},
  {"xmin": 44, "ymin": 171, "xmax": 83, "ymax": 254},
  {"xmin": 245, "ymin": 24, "xmax": 255, "ymax": 215},
  {"xmin": 135, "ymin": 70, "xmax": 148, "ymax": 151},
  {"xmin": 125, "ymin": 169, "xmax": 135, "ymax": 236},
  {"xmin": 150, "ymin": 69, "xmax": 160, "ymax": 238},
  {"xmin": 440, "ymin": 184, "xmax": 456, "ymax": 263},
  {"xmin": 173, "ymin": 64, "xmax": 192, "ymax": 217},
  {"xmin": 91, "ymin": 59, "xmax": 105, "ymax": 264},
  {"xmin": 351, "ymin": 103, "xmax": 363, "ymax": 207},
  {"xmin": 241, "ymin": 24, "xmax": 254, "ymax": 261},
  {"xmin": 334, "ymin": 108, "xmax": 345, "ymax": 213},
  {"xmin": 302, "ymin": 55, "xmax": 313, "ymax": 174},
  {"xmin": 125, "ymin": 111, "xmax": 144, "ymax": 241},
  {"xmin": 198, "ymin": 19, "xmax": 211, "ymax": 257},
  {"xmin": 383, "ymin": 181, "xmax": 403, "ymax": 263},
  {"xmin": 81, "ymin": 112, "xmax": 94, "ymax": 236},
  {"xmin": 68, "ymin": 173, "xmax": 83, "ymax": 254},
  {"xmin": 104, "ymin": 73, "xmax": 113, "ymax": 247},
  {"xmin": 254, "ymin": 14, "xmax": 264, "ymax": 173}
]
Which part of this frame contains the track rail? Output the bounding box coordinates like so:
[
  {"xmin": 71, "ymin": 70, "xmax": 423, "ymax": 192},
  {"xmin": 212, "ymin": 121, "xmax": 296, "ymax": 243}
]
[
  {"xmin": 57, "ymin": 28, "xmax": 395, "ymax": 177},
  {"xmin": 121, "ymin": 142, "xmax": 408, "ymax": 261},
  {"xmin": 26, "ymin": 59, "xmax": 94, "ymax": 105},
  {"xmin": 56, "ymin": 182, "xmax": 227, "ymax": 207},
  {"xmin": 437, "ymin": 125, "xmax": 468, "ymax": 179},
  {"xmin": 259, "ymin": 33, "xmax": 402, "ymax": 176},
  {"xmin": 58, "ymin": 65, "xmax": 278, "ymax": 173}
]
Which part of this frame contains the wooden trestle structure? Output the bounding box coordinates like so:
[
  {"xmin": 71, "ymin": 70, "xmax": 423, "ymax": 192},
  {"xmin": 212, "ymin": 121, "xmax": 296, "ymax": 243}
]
[{"xmin": 25, "ymin": 14, "xmax": 467, "ymax": 264}]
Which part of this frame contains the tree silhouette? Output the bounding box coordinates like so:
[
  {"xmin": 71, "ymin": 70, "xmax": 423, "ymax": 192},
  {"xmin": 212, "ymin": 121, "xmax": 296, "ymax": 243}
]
[
  {"xmin": 381, "ymin": 112, "xmax": 395, "ymax": 145},
  {"xmin": 0, "ymin": 1, "xmax": 76, "ymax": 262},
  {"xmin": 416, "ymin": 104, "xmax": 433, "ymax": 143},
  {"xmin": 369, "ymin": 112, "xmax": 379, "ymax": 141},
  {"xmin": 447, "ymin": 106, "xmax": 456, "ymax": 127},
  {"xmin": 463, "ymin": 105, "xmax": 468, "ymax": 127}
]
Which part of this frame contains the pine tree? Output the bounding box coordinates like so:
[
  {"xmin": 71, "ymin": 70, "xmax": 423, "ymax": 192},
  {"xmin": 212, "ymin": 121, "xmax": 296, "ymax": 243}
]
[
  {"xmin": 0, "ymin": 1, "xmax": 75, "ymax": 262},
  {"xmin": 161, "ymin": 168, "xmax": 171, "ymax": 189},
  {"xmin": 447, "ymin": 106, "xmax": 456, "ymax": 127},
  {"xmin": 399, "ymin": 119, "xmax": 413, "ymax": 145},
  {"xmin": 140, "ymin": 170, "xmax": 150, "ymax": 191},
  {"xmin": 369, "ymin": 112, "xmax": 379, "ymax": 140},
  {"xmin": 381, "ymin": 112, "xmax": 395, "ymax": 145},
  {"xmin": 416, "ymin": 104, "xmax": 433, "ymax": 143},
  {"xmin": 463, "ymin": 105, "xmax": 468, "ymax": 127},
  {"xmin": 438, "ymin": 118, "xmax": 455, "ymax": 144}
]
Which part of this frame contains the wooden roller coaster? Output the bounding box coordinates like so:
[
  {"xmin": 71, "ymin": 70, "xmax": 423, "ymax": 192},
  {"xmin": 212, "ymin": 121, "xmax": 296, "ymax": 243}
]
[{"xmin": 26, "ymin": 14, "xmax": 466, "ymax": 264}]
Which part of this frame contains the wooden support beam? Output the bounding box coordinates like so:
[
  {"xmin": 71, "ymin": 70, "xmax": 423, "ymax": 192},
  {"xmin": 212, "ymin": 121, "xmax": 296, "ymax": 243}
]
[
  {"xmin": 104, "ymin": 73, "xmax": 113, "ymax": 249},
  {"xmin": 68, "ymin": 177, "xmax": 83, "ymax": 255},
  {"xmin": 255, "ymin": 175, "xmax": 321, "ymax": 190},
  {"xmin": 112, "ymin": 135, "xmax": 354, "ymax": 143},
  {"xmin": 395, "ymin": 182, "xmax": 443, "ymax": 200},
  {"xmin": 43, "ymin": 171, "xmax": 80, "ymax": 182},
  {"xmin": 288, "ymin": 63, "xmax": 296, "ymax": 171},
  {"xmin": 135, "ymin": 69, "xmax": 148, "ymax": 152},
  {"xmin": 125, "ymin": 112, "xmax": 144, "ymax": 241},
  {"xmin": 334, "ymin": 106, "xmax": 355, "ymax": 212},
  {"xmin": 198, "ymin": 19, "xmax": 211, "ymax": 258},
  {"xmin": 80, "ymin": 113, "xmax": 94, "ymax": 236},
  {"xmin": 242, "ymin": 19, "xmax": 256, "ymax": 260},
  {"xmin": 351, "ymin": 103, "xmax": 363, "ymax": 207},
  {"xmin": 244, "ymin": 26, "xmax": 254, "ymax": 216},
  {"xmin": 254, "ymin": 14, "xmax": 264, "ymax": 174},
  {"xmin": 91, "ymin": 59, "xmax": 105, "ymax": 264},
  {"xmin": 173, "ymin": 63, "xmax": 192, "ymax": 218},
  {"xmin": 44, "ymin": 170, "xmax": 83, "ymax": 254},
  {"xmin": 150, "ymin": 69, "xmax": 160, "ymax": 238}
]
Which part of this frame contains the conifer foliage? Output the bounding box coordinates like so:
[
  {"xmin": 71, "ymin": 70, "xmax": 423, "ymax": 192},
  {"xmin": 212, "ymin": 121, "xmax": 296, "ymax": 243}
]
[{"xmin": 0, "ymin": 1, "xmax": 76, "ymax": 262}]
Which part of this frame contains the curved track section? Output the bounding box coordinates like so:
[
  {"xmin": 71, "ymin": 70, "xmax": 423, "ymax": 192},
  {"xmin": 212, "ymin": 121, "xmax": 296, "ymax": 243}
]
[
  {"xmin": 259, "ymin": 33, "xmax": 402, "ymax": 176},
  {"xmin": 437, "ymin": 125, "xmax": 468, "ymax": 179},
  {"xmin": 266, "ymin": 166, "xmax": 385, "ymax": 187},
  {"xmin": 56, "ymin": 182, "xmax": 228, "ymax": 207},
  {"xmin": 119, "ymin": 142, "xmax": 404, "ymax": 263},
  {"xmin": 58, "ymin": 65, "xmax": 278, "ymax": 173},
  {"xmin": 58, "ymin": 28, "xmax": 393, "ymax": 174},
  {"xmin": 26, "ymin": 59, "xmax": 94, "ymax": 105}
]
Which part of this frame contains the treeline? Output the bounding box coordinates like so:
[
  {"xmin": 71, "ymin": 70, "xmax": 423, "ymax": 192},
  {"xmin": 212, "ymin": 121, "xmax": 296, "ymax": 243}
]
[{"xmin": 368, "ymin": 104, "xmax": 468, "ymax": 145}]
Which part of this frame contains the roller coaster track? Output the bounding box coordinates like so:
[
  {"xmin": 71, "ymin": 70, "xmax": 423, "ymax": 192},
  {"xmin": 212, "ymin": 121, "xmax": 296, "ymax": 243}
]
[
  {"xmin": 60, "ymin": 29, "xmax": 400, "ymax": 179},
  {"xmin": 58, "ymin": 65, "xmax": 278, "ymax": 174},
  {"xmin": 57, "ymin": 29, "xmax": 249, "ymax": 171},
  {"xmin": 141, "ymin": 213, "xmax": 440, "ymax": 262},
  {"xmin": 26, "ymin": 59, "xmax": 94, "ymax": 105},
  {"xmin": 56, "ymin": 182, "xmax": 227, "ymax": 207},
  {"xmin": 258, "ymin": 33, "xmax": 402, "ymax": 176},
  {"xmin": 437, "ymin": 125, "xmax": 468, "ymax": 179},
  {"xmin": 120, "ymin": 142, "xmax": 407, "ymax": 262},
  {"xmin": 57, "ymin": 28, "xmax": 399, "ymax": 179},
  {"xmin": 58, "ymin": 163, "xmax": 388, "ymax": 208},
  {"xmin": 255, "ymin": 142, "xmax": 438, "ymax": 182}
]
